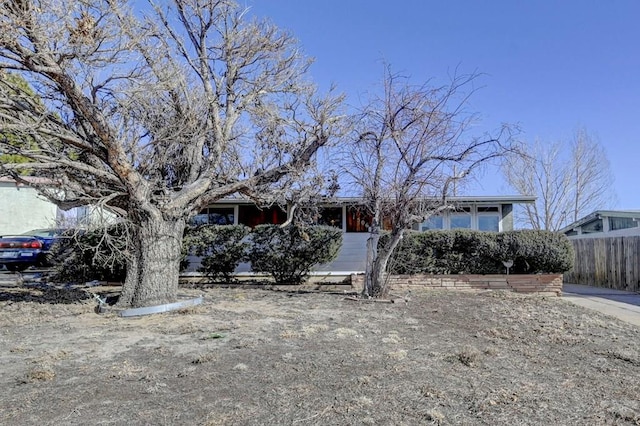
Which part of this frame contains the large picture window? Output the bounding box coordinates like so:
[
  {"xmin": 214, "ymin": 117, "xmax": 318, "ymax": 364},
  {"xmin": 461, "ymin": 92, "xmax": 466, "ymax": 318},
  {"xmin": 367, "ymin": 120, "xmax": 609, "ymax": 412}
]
[
  {"xmin": 238, "ymin": 205, "xmax": 287, "ymax": 228},
  {"xmin": 478, "ymin": 215, "xmax": 500, "ymax": 231},
  {"xmin": 191, "ymin": 207, "xmax": 234, "ymax": 226},
  {"xmin": 477, "ymin": 206, "xmax": 500, "ymax": 232},
  {"xmin": 450, "ymin": 207, "xmax": 471, "ymax": 229},
  {"xmin": 421, "ymin": 216, "xmax": 443, "ymax": 231}
]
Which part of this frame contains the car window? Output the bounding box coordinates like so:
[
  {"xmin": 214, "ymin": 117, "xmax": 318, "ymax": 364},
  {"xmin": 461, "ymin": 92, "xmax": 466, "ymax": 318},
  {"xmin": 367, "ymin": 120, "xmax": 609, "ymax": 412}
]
[{"xmin": 21, "ymin": 229, "xmax": 60, "ymax": 237}]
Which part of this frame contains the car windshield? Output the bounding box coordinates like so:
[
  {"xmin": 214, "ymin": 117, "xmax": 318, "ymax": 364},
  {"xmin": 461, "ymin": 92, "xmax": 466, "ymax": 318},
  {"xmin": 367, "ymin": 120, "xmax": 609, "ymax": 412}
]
[{"xmin": 20, "ymin": 229, "xmax": 61, "ymax": 238}]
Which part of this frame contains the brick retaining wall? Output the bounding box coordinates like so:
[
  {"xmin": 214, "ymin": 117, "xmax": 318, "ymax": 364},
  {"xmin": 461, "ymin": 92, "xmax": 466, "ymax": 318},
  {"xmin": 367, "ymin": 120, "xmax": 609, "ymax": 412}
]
[{"xmin": 350, "ymin": 274, "xmax": 563, "ymax": 296}]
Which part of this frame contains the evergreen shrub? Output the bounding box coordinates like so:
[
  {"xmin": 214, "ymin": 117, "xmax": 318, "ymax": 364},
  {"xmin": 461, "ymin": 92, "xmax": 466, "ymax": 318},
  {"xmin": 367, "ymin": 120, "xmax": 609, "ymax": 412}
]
[
  {"xmin": 384, "ymin": 229, "xmax": 573, "ymax": 275},
  {"xmin": 184, "ymin": 224, "xmax": 250, "ymax": 282},
  {"xmin": 248, "ymin": 224, "xmax": 342, "ymax": 284}
]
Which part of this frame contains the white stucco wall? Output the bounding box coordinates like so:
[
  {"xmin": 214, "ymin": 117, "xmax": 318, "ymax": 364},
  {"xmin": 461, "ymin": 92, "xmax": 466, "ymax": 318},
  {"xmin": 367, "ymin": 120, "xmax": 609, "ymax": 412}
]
[{"xmin": 0, "ymin": 180, "xmax": 59, "ymax": 235}]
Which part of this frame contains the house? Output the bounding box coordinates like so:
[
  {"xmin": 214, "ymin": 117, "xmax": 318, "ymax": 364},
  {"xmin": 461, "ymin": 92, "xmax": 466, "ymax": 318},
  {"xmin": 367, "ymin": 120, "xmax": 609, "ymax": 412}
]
[
  {"xmin": 0, "ymin": 177, "xmax": 61, "ymax": 235},
  {"xmin": 193, "ymin": 195, "xmax": 535, "ymax": 273},
  {"xmin": 561, "ymin": 210, "xmax": 640, "ymax": 292},
  {"xmin": 0, "ymin": 177, "xmax": 116, "ymax": 235},
  {"xmin": 560, "ymin": 210, "xmax": 640, "ymax": 239}
]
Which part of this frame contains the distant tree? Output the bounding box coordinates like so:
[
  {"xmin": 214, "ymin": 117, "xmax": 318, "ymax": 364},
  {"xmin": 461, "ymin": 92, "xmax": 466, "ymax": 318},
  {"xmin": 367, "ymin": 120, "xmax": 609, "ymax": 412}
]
[
  {"xmin": 0, "ymin": 0, "xmax": 344, "ymax": 308},
  {"xmin": 341, "ymin": 67, "xmax": 515, "ymax": 298},
  {"xmin": 0, "ymin": 72, "xmax": 41, "ymax": 173},
  {"xmin": 502, "ymin": 128, "xmax": 615, "ymax": 231}
]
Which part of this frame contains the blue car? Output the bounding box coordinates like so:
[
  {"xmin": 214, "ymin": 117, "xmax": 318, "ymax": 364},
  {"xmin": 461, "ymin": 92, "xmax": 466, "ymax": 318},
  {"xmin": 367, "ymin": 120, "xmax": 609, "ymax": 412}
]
[{"xmin": 0, "ymin": 229, "xmax": 65, "ymax": 272}]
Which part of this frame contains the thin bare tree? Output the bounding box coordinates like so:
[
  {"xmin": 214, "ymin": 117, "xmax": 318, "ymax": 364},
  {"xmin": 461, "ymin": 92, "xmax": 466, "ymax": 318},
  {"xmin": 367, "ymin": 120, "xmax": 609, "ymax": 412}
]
[
  {"xmin": 0, "ymin": 0, "xmax": 344, "ymax": 307},
  {"xmin": 341, "ymin": 68, "xmax": 514, "ymax": 298},
  {"xmin": 503, "ymin": 128, "xmax": 615, "ymax": 231}
]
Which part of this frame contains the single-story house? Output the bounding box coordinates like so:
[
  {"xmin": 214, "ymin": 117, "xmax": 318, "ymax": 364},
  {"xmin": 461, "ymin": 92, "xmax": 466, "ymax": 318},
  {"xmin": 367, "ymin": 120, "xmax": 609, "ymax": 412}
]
[
  {"xmin": 560, "ymin": 210, "xmax": 640, "ymax": 239},
  {"xmin": 1, "ymin": 176, "xmax": 535, "ymax": 273},
  {"xmin": 192, "ymin": 195, "xmax": 536, "ymax": 273}
]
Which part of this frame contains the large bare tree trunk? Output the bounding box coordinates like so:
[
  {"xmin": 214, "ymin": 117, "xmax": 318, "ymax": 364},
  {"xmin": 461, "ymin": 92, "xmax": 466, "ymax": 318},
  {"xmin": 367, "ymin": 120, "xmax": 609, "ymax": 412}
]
[
  {"xmin": 0, "ymin": 1, "xmax": 344, "ymax": 308},
  {"xmin": 363, "ymin": 229, "xmax": 379, "ymax": 298},
  {"xmin": 363, "ymin": 228, "xmax": 404, "ymax": 299},
  {"xmin": 118, "ymin": 217, "xmax": 186, "ymax": 308}
]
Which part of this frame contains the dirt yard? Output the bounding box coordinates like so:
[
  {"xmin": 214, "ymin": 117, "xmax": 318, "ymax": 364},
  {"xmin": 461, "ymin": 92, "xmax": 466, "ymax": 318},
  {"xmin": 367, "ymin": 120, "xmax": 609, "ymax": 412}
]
[{"xmin": 1, "ymin": 278, "xmax": 639, "ymax": 425}]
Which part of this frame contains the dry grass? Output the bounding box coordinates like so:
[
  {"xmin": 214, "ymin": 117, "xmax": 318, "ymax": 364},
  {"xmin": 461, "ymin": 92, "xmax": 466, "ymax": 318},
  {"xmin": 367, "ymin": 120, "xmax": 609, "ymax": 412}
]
[{"xmin": 1, "ymin": 286, "xmax": 639, "ymax": 425}]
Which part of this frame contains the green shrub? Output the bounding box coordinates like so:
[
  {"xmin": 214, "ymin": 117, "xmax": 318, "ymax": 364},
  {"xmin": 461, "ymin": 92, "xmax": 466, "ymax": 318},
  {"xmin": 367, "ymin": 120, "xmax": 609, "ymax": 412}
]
[
  {"xmin": 49, "ymin": 224, "xmax": 129, "ymax": 283},
  {"xmin": 184, "ymin": 224, "xmax": 250, "ymax": 282},
  {"xmin": 495, "ymin": 230, "xmax": 574, "ymax": 274},
  {"xmin": 385, "ymin": 229, "xmax": 573, "ymax": 275},
  {"xmin": 248, "ymin": 224, "xmax": 343, "ymax": 284}
]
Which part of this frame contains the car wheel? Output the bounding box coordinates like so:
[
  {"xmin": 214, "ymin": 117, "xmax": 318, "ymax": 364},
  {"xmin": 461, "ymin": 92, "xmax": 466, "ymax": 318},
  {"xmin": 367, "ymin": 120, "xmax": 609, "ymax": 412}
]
[{"xmin": 6, "ymin": 264, "xmax": 29, "ymax": 272}]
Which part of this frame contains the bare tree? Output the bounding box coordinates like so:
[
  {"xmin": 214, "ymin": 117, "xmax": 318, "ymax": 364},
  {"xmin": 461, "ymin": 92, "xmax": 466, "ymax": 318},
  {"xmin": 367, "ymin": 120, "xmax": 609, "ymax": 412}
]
[
  {"xmin": 0, "ymin": 0, "xmax": 344, "ymax": 307},
  {"xmin": 341, "ymin": 68, "xmax": 514, "ymax": 298},
  {"xmin": 503, "ymin": 128, "xmax": 615, "ymax": 231}
]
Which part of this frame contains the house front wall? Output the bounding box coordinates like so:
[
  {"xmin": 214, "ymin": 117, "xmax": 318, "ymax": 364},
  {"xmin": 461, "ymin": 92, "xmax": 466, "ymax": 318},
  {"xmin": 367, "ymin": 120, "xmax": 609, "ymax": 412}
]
[
  {"xmin": 0, "ymin": 181, "xmax": 59, "ymax": 235},
  {"xmin": 187, "ymin": 201, "xmax": 518, "ymax": 274}
]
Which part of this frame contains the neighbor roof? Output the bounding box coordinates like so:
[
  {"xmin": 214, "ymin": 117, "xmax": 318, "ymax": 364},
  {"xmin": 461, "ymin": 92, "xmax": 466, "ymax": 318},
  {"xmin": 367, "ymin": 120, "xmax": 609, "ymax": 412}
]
[{"xmin": 560, "ymin": 210, "xmax": 640, "ymax": 234}]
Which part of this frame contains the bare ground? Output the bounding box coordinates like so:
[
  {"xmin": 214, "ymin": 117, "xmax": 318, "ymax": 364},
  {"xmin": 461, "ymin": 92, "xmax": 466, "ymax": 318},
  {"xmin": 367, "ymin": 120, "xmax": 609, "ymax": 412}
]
[{"xmin": 1, "ymin": 278, "xmax": 639, "ymax": 426}]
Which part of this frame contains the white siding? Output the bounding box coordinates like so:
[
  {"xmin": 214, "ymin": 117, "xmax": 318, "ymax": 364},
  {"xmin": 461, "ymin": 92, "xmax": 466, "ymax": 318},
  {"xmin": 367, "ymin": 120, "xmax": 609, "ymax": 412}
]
[
  {"xmin": 184, "ymin": 232, "xmax": 369, "ymax": 274},
  {"xmin": 0, "ymin": 182, "xmax": 58, "ymax": 235}
]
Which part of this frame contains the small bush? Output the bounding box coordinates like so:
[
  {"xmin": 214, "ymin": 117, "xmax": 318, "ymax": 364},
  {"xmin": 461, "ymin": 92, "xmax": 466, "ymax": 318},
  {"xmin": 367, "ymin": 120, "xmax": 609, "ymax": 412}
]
[
  {"xmin": 184, "ymin": 224, "xmax": 250, "ymax": 282},
  {"xmin": 385, "ymin": 229, "xmax": 573, "ymax": 275},
  {"xmin": 248, "ymin": 224, "xmax": 342, "ymax": 284}
]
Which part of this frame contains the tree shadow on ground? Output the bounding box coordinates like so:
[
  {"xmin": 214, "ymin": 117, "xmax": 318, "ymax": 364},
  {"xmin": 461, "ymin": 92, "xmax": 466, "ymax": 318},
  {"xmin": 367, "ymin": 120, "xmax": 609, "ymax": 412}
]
[{"xmin": 0, "ymin": 284, "xmax": 93, "ymax": 304}]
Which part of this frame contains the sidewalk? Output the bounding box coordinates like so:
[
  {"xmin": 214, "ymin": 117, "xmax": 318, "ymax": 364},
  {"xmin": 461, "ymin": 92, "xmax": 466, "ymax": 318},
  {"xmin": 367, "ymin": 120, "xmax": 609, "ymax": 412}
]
[{"xmin": 562, "ymin": 283, "xmax": 640, "ymax": 327}]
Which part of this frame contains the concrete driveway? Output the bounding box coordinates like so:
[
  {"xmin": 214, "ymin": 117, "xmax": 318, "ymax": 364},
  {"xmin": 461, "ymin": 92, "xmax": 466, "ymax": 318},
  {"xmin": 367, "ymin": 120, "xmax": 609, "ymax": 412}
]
[{"xmin": 563, "ymin": 283, "xmax": 640, "ymax": 327}]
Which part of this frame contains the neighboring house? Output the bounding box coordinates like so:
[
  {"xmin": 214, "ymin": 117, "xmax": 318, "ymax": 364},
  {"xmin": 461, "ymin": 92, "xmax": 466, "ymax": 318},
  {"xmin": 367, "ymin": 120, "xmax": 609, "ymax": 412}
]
[
  {"xmin": 0, "ymin": 177, "xmax": 117, "ymax": 235},
  {"xmin": 560, "ymin": 210, "xmax": 640, "ymax": 239},
  {"xmin": 193, "ymin": 195, "xmax": 535, "ymax": 273},
  {"xmin": 561, "ymin": 210, "xmax": 640, "ymax": 292},
  {"xmin": 0, "ymin": 177, "xmax": 61, "ymax": 235}
]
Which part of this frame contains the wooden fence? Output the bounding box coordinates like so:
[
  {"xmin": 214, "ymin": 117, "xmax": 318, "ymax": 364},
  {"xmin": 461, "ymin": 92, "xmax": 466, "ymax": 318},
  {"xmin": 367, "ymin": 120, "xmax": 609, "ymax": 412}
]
[{"xmin": 564, "ymin": 236, "xmax": 640, "ymax": 292}]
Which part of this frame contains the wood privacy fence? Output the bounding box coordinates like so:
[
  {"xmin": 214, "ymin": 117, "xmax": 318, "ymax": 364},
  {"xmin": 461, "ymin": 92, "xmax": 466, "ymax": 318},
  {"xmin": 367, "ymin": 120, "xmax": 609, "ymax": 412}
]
[{"xmin": 564, "ymin": 236, "xmax": 640, "ymax": 292}]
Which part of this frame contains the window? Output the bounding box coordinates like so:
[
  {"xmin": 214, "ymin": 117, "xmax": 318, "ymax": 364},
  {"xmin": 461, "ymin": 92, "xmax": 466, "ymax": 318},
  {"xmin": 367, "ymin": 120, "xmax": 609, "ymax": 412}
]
[
  {"xmin": 238, "ymin": 205, "xmax": 287, "ymax": 228},
  {"xmin": 477, "ymin": 206, "xmax": 499, "ymax": 213},
  {"xmin": 192, "ymin": 210, "xmax": 209, "ymax": 226},
  {"xmin": 450, "ymin": 207, "xmax": 471, "ymax": 229},
  {"xmin": 581, "ymin": 218, "xmax": 603, "ymax": 234},
  {"xmin": 478, "ymin": 215, "xmax": 500, "ymax": 231},
  {"xmin": 318, "ymin": 207, "xmax": 343, "ymax": 228},
  {"xmin": 477, "ymin": 205, "xmax": 500, "ymax": 232},
  {"xmin": 191, "ymin": 207, "xmax": 235, "ymax": 226},
  {"xmin": 421, "ymin": 216, "xmax": 443, "ymax": 231},
  {"xmin": 346, "ymin": 206, "xmax": 372, "ymax": 232},
  {"xmin": 208, "ymin": 207, "xmax": 234, "ymax": 225},
  {"xmin": 609, "ymin": 217, "xmax": 638, "ymax": 231},
  {"xmin": 450, "ymin": 215, "xmax": 472, "ymax": 229}
]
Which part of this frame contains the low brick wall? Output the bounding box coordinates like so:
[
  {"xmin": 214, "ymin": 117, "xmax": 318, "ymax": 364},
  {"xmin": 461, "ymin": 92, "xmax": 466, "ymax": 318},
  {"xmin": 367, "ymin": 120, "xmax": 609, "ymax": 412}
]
[{"xmin": 350, "ymin": 274, "xmax": 563, "ymax": 296}]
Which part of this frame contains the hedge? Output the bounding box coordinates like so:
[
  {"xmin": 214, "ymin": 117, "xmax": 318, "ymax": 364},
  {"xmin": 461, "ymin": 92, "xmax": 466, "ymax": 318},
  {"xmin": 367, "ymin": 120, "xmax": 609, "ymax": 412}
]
[
  {"xmin": 384, "ymin": 229, "xmax": 574, "ymax": 275},
  {"xmin": 184, "ymin": 224, "xmax": 250, "ymax": 282},
  {"xmin": 248, "ymin": 224, "xmax": 343, "ymax": 284}
]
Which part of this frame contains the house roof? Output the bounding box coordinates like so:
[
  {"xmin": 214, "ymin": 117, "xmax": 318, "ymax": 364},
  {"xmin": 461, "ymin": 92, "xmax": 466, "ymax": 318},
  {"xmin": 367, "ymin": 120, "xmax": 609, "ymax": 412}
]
[
  {"xmin": 560, "ymin": 210, "xmax": 640, "ymax": 234},
  {"xmin": 211, "ymin": 195, "xmax": 536, "ymax": 206}
]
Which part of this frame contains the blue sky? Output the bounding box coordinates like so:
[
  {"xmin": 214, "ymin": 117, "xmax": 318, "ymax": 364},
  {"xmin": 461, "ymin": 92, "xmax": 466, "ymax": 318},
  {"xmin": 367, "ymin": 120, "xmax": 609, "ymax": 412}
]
[{"xmin": 247, "ymin": 0, "xmax": 640, "ymax": 209}]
